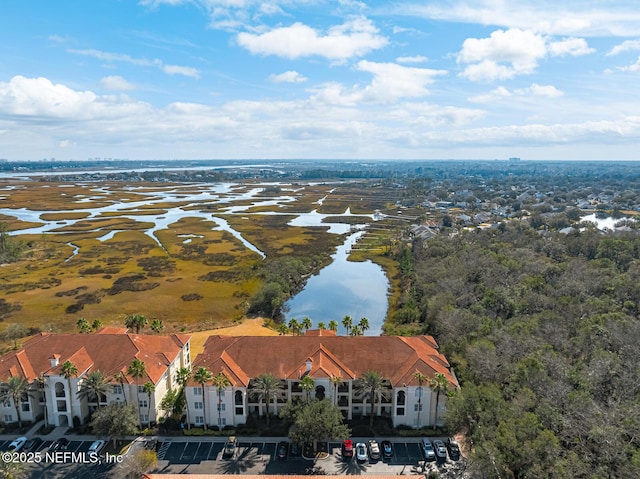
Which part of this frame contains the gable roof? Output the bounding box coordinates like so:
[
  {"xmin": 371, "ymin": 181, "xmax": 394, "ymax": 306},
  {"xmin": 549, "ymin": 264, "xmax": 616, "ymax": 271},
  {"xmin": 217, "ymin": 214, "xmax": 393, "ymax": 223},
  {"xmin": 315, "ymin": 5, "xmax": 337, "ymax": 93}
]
[
  {"xmin": 0, "ymin": 332, "xmax": 191, "ymax": 385},
  {"xmin": 193, "ymin": 335, "xmax": 457, "ymax": 388}
]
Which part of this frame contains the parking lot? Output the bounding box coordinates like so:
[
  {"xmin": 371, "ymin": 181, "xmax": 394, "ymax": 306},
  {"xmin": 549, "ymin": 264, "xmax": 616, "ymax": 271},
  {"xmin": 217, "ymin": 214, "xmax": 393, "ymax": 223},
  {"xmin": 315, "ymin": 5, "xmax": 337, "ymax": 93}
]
[{"xmin": 152, "ymin": 438, "xmax": 464, "ymax": 476}]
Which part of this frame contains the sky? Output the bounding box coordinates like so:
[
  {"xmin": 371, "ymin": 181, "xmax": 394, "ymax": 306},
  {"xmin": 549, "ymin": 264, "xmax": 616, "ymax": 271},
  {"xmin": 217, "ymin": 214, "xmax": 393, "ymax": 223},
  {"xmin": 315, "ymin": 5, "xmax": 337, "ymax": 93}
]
[{"xmin": 1, "ymin": 1, "xmax": 640, "ymax": 161}]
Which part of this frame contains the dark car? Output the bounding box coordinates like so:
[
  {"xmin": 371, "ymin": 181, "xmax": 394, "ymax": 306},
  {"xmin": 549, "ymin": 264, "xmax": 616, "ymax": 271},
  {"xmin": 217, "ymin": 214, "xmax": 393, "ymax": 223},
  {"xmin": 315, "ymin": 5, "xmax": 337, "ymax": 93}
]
[
  {"xmin": 433, "ymin": 439, "xmax": 447, "ymax": 462},
  {"xmin": 381, "ymin": 440, "xmax": 393, "ymax": 459},
  {"xmin": 222, "ymin": 437, "xmax": 236, "ymax": 458},
  {"xmin": 23, "ymin": 437, "xmax": 42, "ymax": 452},
  {"xmin": 49, "ymin": 438, "xmax": 69, "ymax": 452},
  {"xmin": 277, "ymin": 441, "xmax": 289, "ymax": 460},
  {"xmin": 341, "ymin": 439, "xmax": 353, "ymax": 459},
  {"xmin": 446, "ymin": 437, "xmax": 460, "ymax": 460},
  {"xmin": 290, "ymin": 442, "xmax": 301, "ymax": 457}
]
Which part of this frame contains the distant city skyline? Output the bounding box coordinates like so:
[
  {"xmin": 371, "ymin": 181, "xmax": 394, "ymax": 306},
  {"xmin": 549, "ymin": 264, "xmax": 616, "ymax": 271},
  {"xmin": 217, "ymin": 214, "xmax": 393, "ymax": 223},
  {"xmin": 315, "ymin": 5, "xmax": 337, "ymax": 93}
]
[{"xmin": 1, "ymin": 1, "xmax": 640, "ymax": 161}]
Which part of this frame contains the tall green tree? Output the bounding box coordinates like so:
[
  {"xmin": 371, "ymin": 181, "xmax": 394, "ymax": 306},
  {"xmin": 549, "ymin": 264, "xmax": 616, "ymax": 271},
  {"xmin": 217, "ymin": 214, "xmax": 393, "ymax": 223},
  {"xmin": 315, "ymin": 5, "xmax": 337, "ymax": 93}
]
[
  {"xmin": 301, "ymin": 317, "xmax": 312, "ymax": 333},
  {"xmin": 357, "ymin": 370, "xmax": 387, "ymax": 428},
  {"xmin": 300, "ymin": 376, "xmax": 315, "ymax": 403},
  {"xmin": 288, "ymin": 318, "xmax": 301, "ymax": 336},
  {"xmin": 193, "ymin": 366, "xmax": 213, "ymax": 430},
  {"xmin": 328, "ymin": 320, "xmax": 339, "ymax": 332},
  {"xmin": 211, "ymin": 372, "xmax": 231, "ymax": 429},
  {"xmin": 150, "ymin": 319, "xmax": 164, "ymax": 334},
  {"xmin": 142, "ymin": 381, "xmax": 155, "ymax": 426},
  {"xmin": 288, "ymin": 399, "xmax": 349, "ymax": 451},
  {"xmin": 329, "ymin": 374, "xmax": 342, "ymax": 406},
  {"xmin": 429, "ymin": 372, "xmax": 449, "ymax": 427},
  {"xmin": 113, "ymin": 371, "xmax": 128, "ymax": 406},
  {"xmin": 341, "ymin": 315, "xmax": 353, "ymax": 336},
  {"xmin": 250, "ymin": 373, "xmax": 284, "ymax": 426},
  {"xmin": 90, "ymin": 402, "xmax": 139, "ymax": 448},
  {"xmin": 124, "ymin": 314, "xmax": 148, "ymax": 334},
  {"xmin": 175, "ymin": 367, "xmax": 191, "ymax": 429},
  {"xmin": 77, "ymin": 370, "xmax": 109, "ymax": 412},
  {"xmin": 413, "ymin": 371, "xmax": 428, "ymax": 429},
  {"xmin": 317, "ymin": 321, "xmax": 326, "ymax": 331},
  {"xmin": 76, "ymin": 318, "xmax": 91, "ymax": 333},
  {"xmin": 61, "ymin": 360, "xmax": 78, "ymax": 425},
  {"xmin": 127, "ymin": 359, "xmax": 147, "ymax": 429},
  {"xmin": 358, "ymin": 317, "xmax": 370, "ymax": 335},
  {"xmin": 0, "ymin": 376, "xmax": 30, "ymax": 429}
]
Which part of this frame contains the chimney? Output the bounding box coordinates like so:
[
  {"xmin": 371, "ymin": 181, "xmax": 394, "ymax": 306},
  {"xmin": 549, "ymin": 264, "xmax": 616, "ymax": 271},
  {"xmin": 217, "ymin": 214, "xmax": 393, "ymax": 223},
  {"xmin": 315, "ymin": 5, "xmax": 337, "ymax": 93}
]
[
  {"xmin": 49, "ymin": 354, "xmax": 61, "ymax": 368},
  {"xmin": 305, "ymin": 358, "xmax": 313, "ymax": 373}
]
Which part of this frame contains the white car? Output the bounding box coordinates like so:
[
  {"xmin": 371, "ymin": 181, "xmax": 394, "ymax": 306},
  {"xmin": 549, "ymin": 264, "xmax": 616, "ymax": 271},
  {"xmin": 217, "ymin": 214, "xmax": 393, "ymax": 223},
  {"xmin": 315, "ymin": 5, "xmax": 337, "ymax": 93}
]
[
  {"xmin": 8, "ymin": 437, "xmax": 27, "ymax": 452},
  {"xmin": 355, "ymin": 442, "xmax": 368, "ymax": 462},
  {"xmin": 88, "ymin": 440, "xmax": 105, "ymax": 453}
]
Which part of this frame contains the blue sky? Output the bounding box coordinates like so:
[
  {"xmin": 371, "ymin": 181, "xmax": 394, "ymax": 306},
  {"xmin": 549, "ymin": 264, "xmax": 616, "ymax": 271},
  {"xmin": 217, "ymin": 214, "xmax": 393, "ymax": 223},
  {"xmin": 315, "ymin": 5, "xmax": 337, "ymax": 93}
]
[{"xmin": 1, "ymin": 0, "xmax": 640, "ymax": 161}]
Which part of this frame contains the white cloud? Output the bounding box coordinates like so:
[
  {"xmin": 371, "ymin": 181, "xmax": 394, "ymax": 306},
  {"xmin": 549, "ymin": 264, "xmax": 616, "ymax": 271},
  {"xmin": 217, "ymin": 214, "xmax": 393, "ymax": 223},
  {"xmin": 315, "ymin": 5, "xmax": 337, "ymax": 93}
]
[
  {"xmin": 607, "ymin": 39, "xmax": 640, "ymax": 56},
  {"xmin": 268, "ymin": 71, "xmax": 308, "ymax": 83},
  {"xmin": 236, "ymin": 17, "xmax": 388, "ymax": 60},
  {"xmin": 398, "ymin": 1, "xmax": 640, "ymax": 36},
  {"xmin": 100, "ymin": 76, "xmax": 136, "ymax": 91},
  {"xmin": 548, "ymin": 37, "xmax": 595, "ymax": 56},
  {"xmin": 69, "ymin": 48, "xmax": 200, "ymax": 78},
  {"xmin": 617, "ymin": 57, "xmax": 640, "ymax": 72},
  {"xmin": 396, "ymin": 55, "xmax": 428, "ymax": 64},
  {"xmin": 469, "ymin": 83, "xmax": 562, "ymax": 102}
]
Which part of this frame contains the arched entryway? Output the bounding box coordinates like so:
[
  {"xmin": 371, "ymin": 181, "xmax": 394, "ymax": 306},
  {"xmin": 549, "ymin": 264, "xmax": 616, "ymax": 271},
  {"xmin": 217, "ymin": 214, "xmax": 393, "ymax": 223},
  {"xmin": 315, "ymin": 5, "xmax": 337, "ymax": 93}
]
[{"xmin": 315, "ymin": 385, "xmax": 325, "ymax": 401}]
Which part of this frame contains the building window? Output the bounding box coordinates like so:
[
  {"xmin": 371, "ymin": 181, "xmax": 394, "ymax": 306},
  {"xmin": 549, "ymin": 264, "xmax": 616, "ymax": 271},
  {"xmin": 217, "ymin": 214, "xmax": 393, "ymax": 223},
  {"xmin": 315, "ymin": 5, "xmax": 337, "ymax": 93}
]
[
  {"xmin": 217, "ymin": 403, "xmax": 226, "ymax": 411},
  {"xmin": 2, "ymin": 399, "xmax": 11, "ymax": 408},
  {"xmin": 194, "ymin": 401, "xmax": 203, "ymax": 410},
  {"xmin": 235, "ymin": 407, "xmax": 243, "ymax": 415},
  {"xmin": 217, "ymin": 390, "xmax": 225, "ymax": 398},
  {"xmin": 21, "ymin": 403, "xmax": 30, "ymax": 412},
  {"xmin": 195, "ymin": 416, "xmax": 204, "ymax": 425},
  {"xmin": 396, "ymin": 407, "xmax": 405, "ymax": 416},
  {"xmin": 234, "ymin": 391, "xmax": 243, "ymax": 405},
  {"xmin": 415, "ymin": 387, "xmax": 423, "ymax": 398},
  {"xmin": 140, "ymin": 414, "xmax": 149, "ymax": 424},
  {"xmin": 193, "ymin": 387, "xmax": 202, "ymax": 396},
  {"xmin": 4, "ymin": 414, "xmax": 12, "ymax": 422},
  {"xmin": 138, "ymin": 385, "xmax": 145, "ymax": 393},
  {"xmin": 218, "ymin": 418, "xmax": 226, "ymax": 427},
  {"xmin": 396, "ymin": 390, "xmax": 406, "ymax": 406},
  {"xmin": 113, "ymin": 385, "xmax": 122, "ymax": 395},
  {"xmin": 414, "ymin": 404, "xmax": 423, "ymax": 412},
  {"xmin": 139, "ymin": 399, "xmax": 148, "ymax": 408}
]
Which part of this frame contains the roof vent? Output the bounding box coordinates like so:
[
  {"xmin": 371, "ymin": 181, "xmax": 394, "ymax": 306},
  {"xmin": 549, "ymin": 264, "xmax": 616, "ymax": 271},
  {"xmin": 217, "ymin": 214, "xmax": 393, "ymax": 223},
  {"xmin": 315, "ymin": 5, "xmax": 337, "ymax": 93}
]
[
  {"xmin": 305, "ymin": 358, "xmax": 313, "ymax": 373},
  {"xmin": 49, "ymin": 354, "xmax": 61, "ymax": 368}
]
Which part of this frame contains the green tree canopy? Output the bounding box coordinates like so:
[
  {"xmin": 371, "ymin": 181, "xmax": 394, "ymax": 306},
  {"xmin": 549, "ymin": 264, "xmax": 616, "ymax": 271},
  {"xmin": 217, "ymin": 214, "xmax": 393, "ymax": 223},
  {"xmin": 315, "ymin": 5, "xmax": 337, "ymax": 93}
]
[
  {"xmin": 288, "ymin": 399, "xmax": 349, "ymax": 449},
  {"xmin": 90, "ymin": 402, "xmax": 139, "ymax": 447}
]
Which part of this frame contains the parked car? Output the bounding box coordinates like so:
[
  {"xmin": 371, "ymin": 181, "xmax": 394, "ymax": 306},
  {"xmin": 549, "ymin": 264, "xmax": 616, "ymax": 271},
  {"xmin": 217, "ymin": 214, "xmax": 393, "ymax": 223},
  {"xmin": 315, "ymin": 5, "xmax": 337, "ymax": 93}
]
[
  {"xmin": 8, "ymin": 437, "xmax": 27, "ymax": 452},
  {"xmin": 381, "ymin": 440, "xmax": 393, "ymax": 459},
  {"xmin": 88, "ymin": 440, "xmax": 105, "ymax": 454},
  {"xmin": 421, "ymin": 438, "xmax": 436, "ymax": 461},
  {"xmin": 276, "ymin": 441, "xmax": 289, "ymax": 460},
  {"xmin": 48, "ymin": 438, "xmax": 69, "ymax": 452},
  {"xmin": 433, "ymin": 439, "xmax": 447, "ymax": 462},
  {"xmin": 223, "ymin": 436, "xmax": 237, "ymax": 458},
  {"xmin": 368, "ymin": 440, "xmax": 380, "ymax": 461},
  {"xmin": 446, "ymin": 436, "xmax": 460, "ymax": 460},
  {"xmin": 23, "ymin": 437, "xmax": 42, "ymax": 452},
  {"xmin": 355, "ymin": 442, "xmax": 368, "ymax": 462},
  {"xmin": 341, "ymin": 439, "xmax": 353, "ymax": 459}
]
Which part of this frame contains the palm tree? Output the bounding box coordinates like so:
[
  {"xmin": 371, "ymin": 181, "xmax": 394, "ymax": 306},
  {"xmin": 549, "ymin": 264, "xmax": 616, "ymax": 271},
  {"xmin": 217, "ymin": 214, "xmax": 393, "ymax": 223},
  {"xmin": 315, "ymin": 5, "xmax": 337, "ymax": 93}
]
[
  {"xmin": 429, "ymin": 372, "xmax": 449, "ymax": 427},
  {"xmin": 77, "ymin": 370, "xmax": 109, "ymax": 412},
  {"xmin": 413, "ymin": 371, "xmax": 428, "ymax": 429},
  {"xmin": 127, "ymin": 358, "xmax": 147, "ymax": 428},
  {"xmin": 276, "ymin": 323, "xmax": 289, "ymax": 335},
  {"xmin": 61, "ymin": 360, "xmax": 78, "ymax": 426},
  {"xmin": 0, "ymin": 376, "xmax": 30, "ymax": 429},
  {"xmin": 300, "ymin": 375, "xmax": 315, "ymax": 403},
  {"xmin": 124, "ymin": 314, "xmax": 148, "ymax": 334},
  {"xmin": 150, "ymin": 319, "xmax": 164, "ymax": 334},
  {"xmin": 349, "ymin": 326, "xmax": 363, "ymax": 336},
  {"xmin": 249, "ymin": 373, "xmax": 283, "ymax": 426},
  {"xmin": 288, "ymin": 318, "xmax": 301, "ymax": 336},
  {"xmin": 34, "ymin": 375, "xmax": 48, "ymax": 426},
  {"xmin": 76, "ymin": 318, "xmax": 91, "ymax": 333},
  {"xmin": 358, "ymin": 317, "xmax": 370, "ymax": 335},
  {"xmin": 175, "ymin": 367, "xmax": 192, "ymax": 429},
  {"xmin": 113, "ymin": 371, "xmax": 128, "ymax": 405},
  {"xmin": 301, "ymin": 317, "xmax": 312, "ymax": 333},
  {"xmin": 357, "ymin": 370, "xmax": 387, "ymax": 428},
  {"xmin": 193, "ymin": 366, "xmax": 213, "ymax": 430},
  {"xmin": 211, "ymin": 372, "xmax": 231, "ymax": 429},
  {"xmin": 317, "ymin": 321, "xmax": 326, "ymax": 331},
  {"xmin": 142, "ymin": 381, "xmax": 156, "ymax": 426},
  {"xmin": 328, "ymin": 320, "xmax": 339, "ymax": 332},
  {"xmin": 329, "ymin": 374, "xmax": 342, "ymax": 406},
  {"xmin": 91, "ymin": 319, "xmax": 103, "ymax": 331},
  {"xmin": 341, "ymin": 315, "xmax": 353, "ymax": 336}
]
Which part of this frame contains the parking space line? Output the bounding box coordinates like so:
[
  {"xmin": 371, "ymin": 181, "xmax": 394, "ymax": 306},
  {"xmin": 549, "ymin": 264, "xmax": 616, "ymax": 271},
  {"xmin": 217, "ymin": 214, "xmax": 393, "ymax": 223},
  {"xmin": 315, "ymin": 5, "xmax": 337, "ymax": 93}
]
[{"xmin": 157, "ymin": 441, "xmax": 171, "ymax": 460}]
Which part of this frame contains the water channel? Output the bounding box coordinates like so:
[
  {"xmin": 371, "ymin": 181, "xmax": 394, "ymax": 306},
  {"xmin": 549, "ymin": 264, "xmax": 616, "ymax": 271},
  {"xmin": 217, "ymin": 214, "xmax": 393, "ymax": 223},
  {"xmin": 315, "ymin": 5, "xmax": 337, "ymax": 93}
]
[{"xmin": 1, "ymin": 180, "xmax": 390, "ymax": 335}]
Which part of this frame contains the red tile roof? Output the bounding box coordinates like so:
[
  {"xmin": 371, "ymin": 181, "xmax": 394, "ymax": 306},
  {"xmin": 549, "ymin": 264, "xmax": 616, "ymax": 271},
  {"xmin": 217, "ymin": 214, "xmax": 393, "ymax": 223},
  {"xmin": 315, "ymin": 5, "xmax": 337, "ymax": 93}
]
[
  {"xmin": 193, "ymin": 335, "xmax": 457, "ymax": 388},
  {"xmin": 0, "ymin": 332, "xmax": 190, "ymax": 385}
]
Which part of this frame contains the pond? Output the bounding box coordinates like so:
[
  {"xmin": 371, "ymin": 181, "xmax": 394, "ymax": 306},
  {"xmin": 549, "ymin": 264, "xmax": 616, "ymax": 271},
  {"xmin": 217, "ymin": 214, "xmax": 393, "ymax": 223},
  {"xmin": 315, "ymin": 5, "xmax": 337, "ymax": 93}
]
[{"xmin": 284, "ymin": 230, "xmax": 389, "ymax": 336}]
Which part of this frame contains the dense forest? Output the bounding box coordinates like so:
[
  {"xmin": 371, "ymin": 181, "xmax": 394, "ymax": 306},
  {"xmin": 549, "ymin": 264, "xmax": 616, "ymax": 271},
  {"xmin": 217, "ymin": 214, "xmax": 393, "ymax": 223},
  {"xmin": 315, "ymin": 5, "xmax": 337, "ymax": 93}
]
[{"xmin": 386, "ymin": 221, "xmax": 640, "ymax": 478}]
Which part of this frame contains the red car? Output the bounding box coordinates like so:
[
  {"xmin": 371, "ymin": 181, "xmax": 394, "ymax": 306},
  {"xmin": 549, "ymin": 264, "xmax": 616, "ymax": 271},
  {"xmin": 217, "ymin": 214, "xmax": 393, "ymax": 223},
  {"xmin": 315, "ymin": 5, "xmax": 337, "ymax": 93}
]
[{"xmin": 342, "ymin": 439, "xmax": 353, "ymax": 459}]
